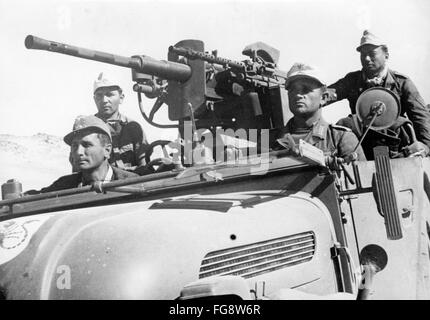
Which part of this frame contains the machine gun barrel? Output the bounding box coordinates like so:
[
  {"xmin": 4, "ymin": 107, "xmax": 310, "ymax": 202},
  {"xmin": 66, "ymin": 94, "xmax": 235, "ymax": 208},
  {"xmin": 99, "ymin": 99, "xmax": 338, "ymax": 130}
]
[
  {"xmin": 25, "ymin": 35, "xmax": 192, "ymax": 82},
  {"xmin": 169, "ymin": 45, "xmax": 245, "ymax": 69},
  {"xmin": 169, "ymin": 45, "xmax": 287, "ymax": 85}
]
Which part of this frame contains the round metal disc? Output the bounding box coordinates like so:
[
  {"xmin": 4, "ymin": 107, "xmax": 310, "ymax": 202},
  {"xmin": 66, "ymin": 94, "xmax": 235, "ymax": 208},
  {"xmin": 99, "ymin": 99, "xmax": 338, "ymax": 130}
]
[
  {"xmin": 360, "ymin": 244, "xmax": 388, "ymax": 272},
  {"xmin": 356, "ymin": 87, "xmax": 400, "ymax": 130}
]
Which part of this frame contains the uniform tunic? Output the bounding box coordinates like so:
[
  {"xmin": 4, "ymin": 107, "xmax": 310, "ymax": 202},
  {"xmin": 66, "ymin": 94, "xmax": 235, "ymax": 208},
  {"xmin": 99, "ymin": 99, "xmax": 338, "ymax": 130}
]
[
  {"xmin": 97, "ymin": 112, "xmax": 149, "ymax": 170},
  {"xmin": 277, "ymin": 117, "xmax": 367, "ymax": 160},
  {"xmin": 26, "ymin": 166, "xmax": 138, "ymax": 194}
]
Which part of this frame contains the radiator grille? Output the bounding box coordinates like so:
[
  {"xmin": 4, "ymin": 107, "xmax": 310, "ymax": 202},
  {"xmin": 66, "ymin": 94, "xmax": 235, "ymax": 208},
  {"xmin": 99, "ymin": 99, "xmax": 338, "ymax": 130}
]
[{"xmin": 199, "ymin": 231, "xmax": 315, "ymax": 279}]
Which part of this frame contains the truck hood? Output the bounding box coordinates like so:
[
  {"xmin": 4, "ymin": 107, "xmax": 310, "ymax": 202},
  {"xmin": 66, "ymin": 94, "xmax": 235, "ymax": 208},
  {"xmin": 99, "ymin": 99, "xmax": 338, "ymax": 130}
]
[{"xmin": 0, "ymin": 190, "xmax": 338, "ymax": 299}]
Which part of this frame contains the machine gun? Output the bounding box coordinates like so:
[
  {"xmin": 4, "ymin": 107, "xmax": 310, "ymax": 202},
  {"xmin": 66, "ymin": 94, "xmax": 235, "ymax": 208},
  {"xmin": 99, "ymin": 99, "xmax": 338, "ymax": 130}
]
[{"xmin": 25, "ymin": 36, "xmax": 289, "ymax": 137}]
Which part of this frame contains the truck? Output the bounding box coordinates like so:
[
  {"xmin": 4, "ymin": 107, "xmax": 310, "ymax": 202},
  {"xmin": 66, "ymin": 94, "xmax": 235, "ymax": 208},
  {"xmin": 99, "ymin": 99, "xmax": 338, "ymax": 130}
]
[{"xmin": 0, "ymin": 35, "xmax": 429, "ymax": 300}]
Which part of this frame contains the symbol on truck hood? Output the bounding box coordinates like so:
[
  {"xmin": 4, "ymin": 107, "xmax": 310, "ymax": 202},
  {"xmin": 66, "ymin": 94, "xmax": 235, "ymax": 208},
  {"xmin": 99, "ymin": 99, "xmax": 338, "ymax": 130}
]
[{"xmin": 0, "ymin": 215, "xmax": 52, "ymax": 265}]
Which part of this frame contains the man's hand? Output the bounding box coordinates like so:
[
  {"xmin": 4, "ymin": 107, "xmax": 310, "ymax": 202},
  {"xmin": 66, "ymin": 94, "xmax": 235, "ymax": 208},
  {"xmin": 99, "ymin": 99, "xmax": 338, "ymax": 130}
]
[
  {"xmin": 402, "ymin": 141, "xmax": 429, "ymax": 157},
  {"xmin": 325, "ymin": 155, "xmax": 344, "ymax": 171},
  {"xmin": 343, "ymin": 152, "xmax": 359, "ymax": 164},
  {"xmin": 276, "ymin": 134, "xmax": 299, "ymax": 155},
  {"xmin": 325, "ymin": 152, "xmax": 358, "ymax": 171},
  {"xmin": 324, "ymin": 88, "xmax": 338, "ymax": 104}
]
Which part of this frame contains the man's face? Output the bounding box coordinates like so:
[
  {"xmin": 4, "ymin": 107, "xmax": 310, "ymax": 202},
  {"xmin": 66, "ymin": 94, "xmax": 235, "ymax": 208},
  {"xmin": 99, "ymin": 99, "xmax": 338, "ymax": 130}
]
[
  {"xmin": 94, "ymin": 86, "xmax": 124, "ymax": 119},
  {"xmin": 360, "ymin": 45, "xmax": 388, "ymax": 77},
  {"xmin": 70, "ymin": 132, "xmax": 111, "ymax": 172},
  {"xmin": 287, "ymin": 78, "xmax": 325, "ymax": 117}
]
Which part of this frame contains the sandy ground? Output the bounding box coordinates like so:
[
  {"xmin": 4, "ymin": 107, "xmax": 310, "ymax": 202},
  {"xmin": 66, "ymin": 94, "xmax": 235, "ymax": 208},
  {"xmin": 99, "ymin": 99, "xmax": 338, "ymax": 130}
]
[{"xmin": 0, "ymin": 133, "xmax": 70, "ymax": 193}]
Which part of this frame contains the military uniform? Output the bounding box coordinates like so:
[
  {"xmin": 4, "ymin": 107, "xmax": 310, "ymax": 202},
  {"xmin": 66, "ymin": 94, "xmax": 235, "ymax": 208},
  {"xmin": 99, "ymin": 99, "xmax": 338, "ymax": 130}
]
[
  {"xmin": 336, "ymin": 113, "xmax": 417, "ymax": 160},
  {"xmin": 93, "ymin": 73, "xmax": 150, "ymax": 171},
  {"xmin": 328, "ymin": 29, "xmax": 430, "ymax": 150},
  {"xmin": 98, "ymin": 112, "xmax": 149, "ymax": 170},
  {"xmin": 328, "ymin": 69, "xmax": 430, "ymax": 148},
  {"xmin": 277, "ymin": 117, "xmax": 367, "ymax": 160},
  {"xmin": 26, "ymin": 165, "xmax": 138, "ymax": 194}
]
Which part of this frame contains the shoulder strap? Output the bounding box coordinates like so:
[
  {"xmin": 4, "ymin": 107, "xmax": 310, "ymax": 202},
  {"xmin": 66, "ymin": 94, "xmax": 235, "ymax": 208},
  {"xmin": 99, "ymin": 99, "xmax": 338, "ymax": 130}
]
[
  {"xmin": 328, "ymin": 124, "xmax": 340, "ymax": 156},
  {"xmin": 330, "ymin": 124, "xmax": 352, "ymax": 132}
]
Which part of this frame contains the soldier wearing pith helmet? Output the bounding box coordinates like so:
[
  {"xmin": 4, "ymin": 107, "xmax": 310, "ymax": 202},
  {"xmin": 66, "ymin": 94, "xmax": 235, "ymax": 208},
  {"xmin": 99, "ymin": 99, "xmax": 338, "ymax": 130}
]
[
  {"xmin": 276, "ymin": 63, "xmax": 366, "ymax": 162},
  {"xmin": 93, "ymin": 72, "xmax": 150, "ymax": 172},
  {"xmin": 27, "ymin": 115, "xmax": 138, "ymax": 194},
  {"xmin": 326, "ymin": 30, "xmax": 430, "ymax": 158}
]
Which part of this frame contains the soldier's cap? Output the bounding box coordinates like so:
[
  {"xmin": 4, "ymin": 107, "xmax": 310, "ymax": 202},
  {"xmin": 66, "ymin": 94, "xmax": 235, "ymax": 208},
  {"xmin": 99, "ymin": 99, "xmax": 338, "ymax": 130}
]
[
  {"xmin": 356, "ymin": 30, "xmax": 386, "ymax": 52},
  {"xmin": 93, "ymin": 72, "xmax": 122, "ymax": 94},
  {"xmin": 64, "ymin": 115, "xmax": 112, "ymax": 146},
  {"xmin": 284, "ymin": 63, "xmax": 326, "ymax": 89}
]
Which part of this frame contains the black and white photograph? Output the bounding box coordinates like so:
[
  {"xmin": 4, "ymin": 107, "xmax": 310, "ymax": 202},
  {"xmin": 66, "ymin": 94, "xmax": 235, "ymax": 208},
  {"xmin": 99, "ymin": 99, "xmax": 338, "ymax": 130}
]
[{"xmin": 1, "ymin": 0, "xmax": 430, "ymax": 305}]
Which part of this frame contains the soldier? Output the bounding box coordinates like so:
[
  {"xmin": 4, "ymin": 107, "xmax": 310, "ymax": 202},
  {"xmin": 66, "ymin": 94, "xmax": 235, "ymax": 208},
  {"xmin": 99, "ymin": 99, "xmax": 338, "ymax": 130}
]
[
  {"xmin": 93, "ymin": 73, "xmax": 150, "ymax": 171},
  {"xmin": 327, "ymin": 30, "xmax": 430, "ymax": 158},
  {"xmin": 276, "ymin": 63, "xmax": 366, "ymax": 162},
  {"xmin": 27, "ymin": 115, "xmax": 138, "ymax": 194}
]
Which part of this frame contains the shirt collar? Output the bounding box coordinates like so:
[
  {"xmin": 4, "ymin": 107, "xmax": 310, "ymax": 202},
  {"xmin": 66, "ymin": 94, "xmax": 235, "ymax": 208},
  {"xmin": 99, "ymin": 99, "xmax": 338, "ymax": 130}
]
[
  {"xmin": 286, "ymin": 117, "xmax": 329, "ymax": 140},
  {"xmin": 311, "ymin": 117, "xmax": 329, "ymax": 140},
  {"xmin": 78, "ymin": 165, "xmax": 114, "ymax": 187},
  {"xmin": 103, "ymin": 165, "xmax": 114, "ymax": 182},
  {"xmin": 383, "ymin": 68, "xmax": 396, "ymax": 88},
  {"xmin": 95, "ymin": 112, "xmax": 128, "ymax": 123},
  {"xmin": 362, "ymin": 65, "xmax": 389, "ymax": 84}
]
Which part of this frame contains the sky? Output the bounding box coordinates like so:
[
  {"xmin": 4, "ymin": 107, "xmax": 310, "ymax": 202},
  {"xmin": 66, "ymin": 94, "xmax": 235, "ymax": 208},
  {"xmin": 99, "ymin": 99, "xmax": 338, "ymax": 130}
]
[{"xmin": 1, "ymin": 0, "xmax": 429, "ymax": 143}]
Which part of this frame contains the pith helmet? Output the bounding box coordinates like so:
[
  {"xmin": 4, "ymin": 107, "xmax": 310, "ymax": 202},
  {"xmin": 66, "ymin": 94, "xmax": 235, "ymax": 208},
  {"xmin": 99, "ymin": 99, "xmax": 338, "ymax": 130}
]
[
  {"xmin": 93, "ymin": 72, "xmax": 122, "ymax": 93},
  {"xmin": 64, "ymin": 115, "xmax": 112, "ymax": 145},
  {"xmin": 356, "ymin": 30, "xmax": 386, "ymax": 52},
  {"xmin": 285, "ymin": 63, "xmax": 326, "ymax": 89}
]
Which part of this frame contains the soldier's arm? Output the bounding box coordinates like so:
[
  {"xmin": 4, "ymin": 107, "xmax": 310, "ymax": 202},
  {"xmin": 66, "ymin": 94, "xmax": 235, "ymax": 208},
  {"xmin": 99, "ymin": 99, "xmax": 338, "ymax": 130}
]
[
  {"xmin": 400, "ymin": 78, "xmax": 430, "ymax": 148},
  {"xmin": 326, "ymin": 75, "xmax": 349, "ymax": 106},
  {"xmin": 24, "ymin": 175, "xmax": 79, "ymax": 195},
  {"xmin": 337, "ymin": 130, "xmax": 367, "ymax": 161},
  {"xmin": 124, "ymin": 121, "xmax": 149, "ymax": 166},
  {"xmin": 137, "ymin": 127, "xmax": 150, "ymax": 166}
]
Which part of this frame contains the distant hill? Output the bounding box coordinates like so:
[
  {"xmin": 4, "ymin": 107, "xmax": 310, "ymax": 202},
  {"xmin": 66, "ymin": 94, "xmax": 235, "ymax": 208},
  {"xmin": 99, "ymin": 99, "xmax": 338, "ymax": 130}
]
[{"xmin": 0, "ymin": 133, "xmax": 70, "ymax": 192}]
